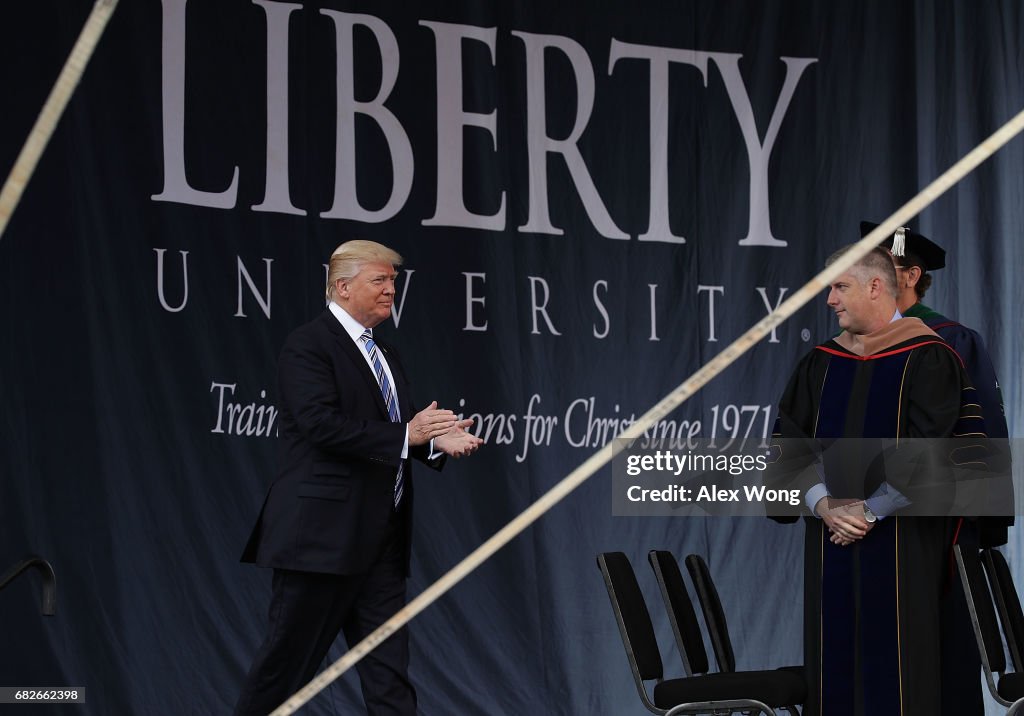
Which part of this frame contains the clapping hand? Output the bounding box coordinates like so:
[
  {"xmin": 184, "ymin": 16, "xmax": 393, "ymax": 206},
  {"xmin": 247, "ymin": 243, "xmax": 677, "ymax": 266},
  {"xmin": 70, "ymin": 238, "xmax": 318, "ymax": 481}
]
[
  {"xmin": 408, "ymin": 401, "xmax": 457, "ymax": 446},
  {"xmin": 435, "ymin": 418, "xmax": 483, "ymax": 458}
]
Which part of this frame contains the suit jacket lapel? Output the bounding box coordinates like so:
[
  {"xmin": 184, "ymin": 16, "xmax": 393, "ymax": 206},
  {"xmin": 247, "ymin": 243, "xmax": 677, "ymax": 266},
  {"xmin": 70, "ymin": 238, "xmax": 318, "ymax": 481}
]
[{"xmin": 318, "ymin": 311, "xmax": 391, "ymax": 420}]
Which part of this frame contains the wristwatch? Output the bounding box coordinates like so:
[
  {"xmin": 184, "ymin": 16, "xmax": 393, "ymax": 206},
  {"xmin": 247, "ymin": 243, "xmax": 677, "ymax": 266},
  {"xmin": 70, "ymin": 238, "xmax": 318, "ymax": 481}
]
[{"xmin": 863, "ymin": 504, "xmax": 877, "ymax": 523}]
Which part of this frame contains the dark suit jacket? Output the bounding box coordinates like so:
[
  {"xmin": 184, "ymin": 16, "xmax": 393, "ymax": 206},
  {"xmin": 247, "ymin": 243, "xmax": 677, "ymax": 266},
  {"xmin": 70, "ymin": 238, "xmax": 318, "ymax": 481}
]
[{"xmin": 242, "ymin": 309, "xmax": 442, "ymax": 576}]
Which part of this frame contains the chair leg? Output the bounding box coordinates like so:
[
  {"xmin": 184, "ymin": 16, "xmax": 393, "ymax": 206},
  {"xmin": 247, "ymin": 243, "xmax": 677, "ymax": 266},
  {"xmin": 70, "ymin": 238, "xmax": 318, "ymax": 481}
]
[{"xmin": 663, "ymin": 699, "xmax": 776, "ymax": 716}]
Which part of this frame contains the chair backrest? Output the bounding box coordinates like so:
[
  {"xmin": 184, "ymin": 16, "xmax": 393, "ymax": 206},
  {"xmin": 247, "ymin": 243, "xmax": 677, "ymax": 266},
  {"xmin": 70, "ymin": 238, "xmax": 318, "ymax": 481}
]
[
  {"xmin": 647, "ymin": 550, "xmax": 711, "ymax": 676},
  {"xmin": 685, "ymin": 553, "xmax": 737, "ymax": 673},
  {"xmin": 596, "ymin": 551, "xmax": 665, "ymax": 710},
  {"xmin": 954, "ymin": 544, "xmax": 1007, "ymax": 681},
  {"xmin": 982, "ymin": 548, "xmax": 1024, "ymax": 672}
]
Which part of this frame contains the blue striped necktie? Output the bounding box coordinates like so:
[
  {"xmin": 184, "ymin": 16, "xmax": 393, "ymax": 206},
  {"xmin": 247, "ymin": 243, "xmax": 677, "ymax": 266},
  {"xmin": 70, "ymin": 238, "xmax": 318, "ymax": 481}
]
[{"xmin": 360, "ymin": 330, "xmax": 404, "ymax": 508}]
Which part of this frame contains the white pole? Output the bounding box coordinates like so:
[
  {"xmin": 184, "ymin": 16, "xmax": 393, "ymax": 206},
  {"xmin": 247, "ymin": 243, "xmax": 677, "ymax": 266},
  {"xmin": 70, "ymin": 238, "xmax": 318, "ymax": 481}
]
[{"xmin": 0, "ymin": 0, "xmax": 120, "ymax": 243}]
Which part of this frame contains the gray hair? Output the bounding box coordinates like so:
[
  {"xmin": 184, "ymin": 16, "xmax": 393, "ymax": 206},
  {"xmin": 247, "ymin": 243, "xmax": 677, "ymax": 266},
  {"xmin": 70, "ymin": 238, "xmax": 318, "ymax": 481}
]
[
  {"xmin": 325, "ymin": 240, "xmax": 403, "ymax": 301},
  {"xmin": 826, "ymin": 245, "xmax": 898, "ymax": 299}
]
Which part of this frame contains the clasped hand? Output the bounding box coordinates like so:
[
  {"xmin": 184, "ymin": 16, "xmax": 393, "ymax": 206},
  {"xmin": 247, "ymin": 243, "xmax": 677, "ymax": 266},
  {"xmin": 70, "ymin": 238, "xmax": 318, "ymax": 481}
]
[{"xmin": 815, "ymin": 497, "xmax": 874, "ymax": 546}]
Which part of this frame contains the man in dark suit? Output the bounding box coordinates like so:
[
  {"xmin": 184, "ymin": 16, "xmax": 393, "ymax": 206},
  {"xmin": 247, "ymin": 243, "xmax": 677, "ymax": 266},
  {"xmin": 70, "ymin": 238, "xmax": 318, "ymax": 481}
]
[{"xmin": 234, "ymin": 240, "xmax": 482, "ymax": 715}]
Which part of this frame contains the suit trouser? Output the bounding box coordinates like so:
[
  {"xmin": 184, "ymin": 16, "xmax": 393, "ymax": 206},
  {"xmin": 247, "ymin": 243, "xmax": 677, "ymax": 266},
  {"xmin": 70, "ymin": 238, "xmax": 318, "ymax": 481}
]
[{"xmin": 234, "ymin": 523, "xmax": 414, "ymax": 716}]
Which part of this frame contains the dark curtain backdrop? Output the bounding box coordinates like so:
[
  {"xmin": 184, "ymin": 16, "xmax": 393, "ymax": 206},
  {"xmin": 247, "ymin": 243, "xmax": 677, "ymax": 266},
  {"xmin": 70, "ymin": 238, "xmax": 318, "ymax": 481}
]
[{"xmin": 1, "ymin": 1, "xmax": 1022, "ymax": 714}]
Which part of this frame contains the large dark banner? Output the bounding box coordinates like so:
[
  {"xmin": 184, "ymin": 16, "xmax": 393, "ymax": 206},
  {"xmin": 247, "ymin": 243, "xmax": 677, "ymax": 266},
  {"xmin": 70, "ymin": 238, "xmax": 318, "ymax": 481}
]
[{"xmin": 2, "ymin": 1, "xmax": 1022, "ymax": 713}]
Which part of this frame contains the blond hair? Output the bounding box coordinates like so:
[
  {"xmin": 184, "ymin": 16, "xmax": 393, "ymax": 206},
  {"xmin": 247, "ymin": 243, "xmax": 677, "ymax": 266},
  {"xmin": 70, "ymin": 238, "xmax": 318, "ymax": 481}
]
[{"xmin": 325, "ymin": 240, "xmax": 403, "ymax": 301}]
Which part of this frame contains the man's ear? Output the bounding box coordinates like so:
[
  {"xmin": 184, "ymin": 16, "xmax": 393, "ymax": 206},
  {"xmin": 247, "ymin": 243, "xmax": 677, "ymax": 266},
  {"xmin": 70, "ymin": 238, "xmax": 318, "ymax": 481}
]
[
  {"xmin": 904, "ymin": 265, "xmax": 922, "ymax": 289},
  {"xmin": 868, "ymin": 276, "xmax": 883, "ymax": 298},
  {"xmin": 335, "ymin": 278, "xmax": 349, "ymax": 299}
]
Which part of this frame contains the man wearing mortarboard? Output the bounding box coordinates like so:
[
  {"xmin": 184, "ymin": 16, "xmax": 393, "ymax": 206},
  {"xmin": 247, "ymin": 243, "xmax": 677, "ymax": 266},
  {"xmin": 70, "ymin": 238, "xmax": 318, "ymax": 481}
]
[
  {"xmin": 864, "ymin": 220, "xmax": 1008, "ymax": 469},
  {"xmin": 864, "ymin": 221, "xmax": 1013, "ymax": 716}
]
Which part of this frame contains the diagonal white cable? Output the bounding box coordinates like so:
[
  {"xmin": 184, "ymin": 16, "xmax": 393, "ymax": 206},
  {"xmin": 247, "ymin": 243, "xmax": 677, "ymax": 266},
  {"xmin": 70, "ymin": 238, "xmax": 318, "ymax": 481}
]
[
  {"xmin": 272, "ymin": 106, "xmax": 1024, "ymax": 715},
  {"xmin": 0, "ymin": 0, "xmax": 120, "ymax": 243}
]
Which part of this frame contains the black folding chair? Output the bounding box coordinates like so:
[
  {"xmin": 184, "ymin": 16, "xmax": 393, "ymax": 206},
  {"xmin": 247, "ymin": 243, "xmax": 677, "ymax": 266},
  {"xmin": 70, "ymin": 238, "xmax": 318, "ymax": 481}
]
[
  {"xmin": 682, "ymin": 553, "xmax": 802, "ymax": 680},
  {"xmin": 648, "ymin": 551, "xmax": 804, "ymax": 714},
  {"xmin": 682, "ymin": 554, "xmax": 737, "ymax": 673},
  {"xmin": 953, "ymin": 544, "xmax": 1024, "ymax": 714},
  {"xmin": 597, "ymin": 550, "xmax": 804, "ymax": 716},
  {"xmin": 983, "ymin": 548, "xmax": 1024, "ymax": 672}
]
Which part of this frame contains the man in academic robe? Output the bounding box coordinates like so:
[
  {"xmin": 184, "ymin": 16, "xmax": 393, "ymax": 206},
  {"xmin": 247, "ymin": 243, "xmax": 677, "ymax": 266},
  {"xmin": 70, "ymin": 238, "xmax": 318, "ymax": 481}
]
[
  {"xmin": 863, "ymin": 220, "xmax": 1012, "ymax": 716},
  {"xmin": 766, "ymin": 246, "xmax": 986, "ymax": 716}
]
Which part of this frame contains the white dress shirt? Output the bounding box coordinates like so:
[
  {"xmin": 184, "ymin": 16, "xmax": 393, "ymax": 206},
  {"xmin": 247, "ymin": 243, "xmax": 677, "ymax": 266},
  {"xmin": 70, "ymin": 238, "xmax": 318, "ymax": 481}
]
[{"xmin": 328, "ymin": 301, "xmax": 410, "ymax": 459}]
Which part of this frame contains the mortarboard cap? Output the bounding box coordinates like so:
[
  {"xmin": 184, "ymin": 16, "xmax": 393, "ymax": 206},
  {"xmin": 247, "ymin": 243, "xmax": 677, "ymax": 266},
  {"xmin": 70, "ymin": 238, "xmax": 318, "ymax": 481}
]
[{"xmin": 860, "ymin": 221, "xmax": 946, "ymax": 271}]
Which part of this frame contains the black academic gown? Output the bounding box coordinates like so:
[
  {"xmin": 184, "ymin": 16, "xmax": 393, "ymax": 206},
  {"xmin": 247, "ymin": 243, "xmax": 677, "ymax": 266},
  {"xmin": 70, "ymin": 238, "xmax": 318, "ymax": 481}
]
[
  {"xmin": 904, "ymin": 303, "xmax": 1012, "ymax": 716},
  {"xmin": 767, "ymin": 323, "xmax": 984, "ymax": 716}
]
